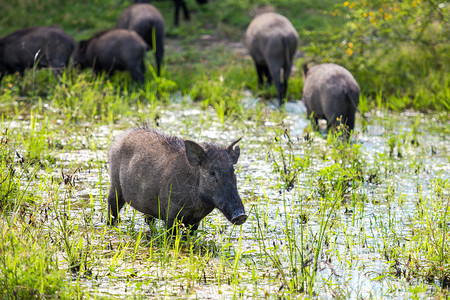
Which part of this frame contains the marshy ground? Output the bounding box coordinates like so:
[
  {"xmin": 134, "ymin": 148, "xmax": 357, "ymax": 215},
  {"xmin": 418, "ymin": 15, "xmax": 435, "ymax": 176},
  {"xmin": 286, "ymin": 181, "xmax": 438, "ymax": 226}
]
[
  {"xmin": 0, "ymin": 0, "xmax": 449, "ymax": 299},
  {"xmin": 1, "ymin": 99, "xmax": 448, "ymax": 298}
]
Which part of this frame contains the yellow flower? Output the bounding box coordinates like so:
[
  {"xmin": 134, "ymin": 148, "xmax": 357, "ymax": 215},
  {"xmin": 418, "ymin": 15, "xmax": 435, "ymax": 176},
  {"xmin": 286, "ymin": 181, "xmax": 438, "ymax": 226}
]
[
  {"xmin": 369, "ymin": 11, "xmax": 374, "ymax": 17},
  {"xmin": 344, "ymin": 1, "xmax": 349, "ymax": 6},
  {"xmin": 412, "ymin": 1, "xmax": 416, "ymax": 7},
  {"xmin": 346, "ymin": 48, "xmax": 353, "ymax": 56},
  {"xmin": 370, "ymin": 17, "xmax": 376, "ymax": 25},
  {"xmin": 348, "ymin": 42, "xmax": 354, "ymax": 48},
  {"xmin": 363, "ymin": 12, "xmax": 368, "ymax": 17},
  {"xmin": 417, "ymin": 0, "xmax": 421, "ymax": 3}
]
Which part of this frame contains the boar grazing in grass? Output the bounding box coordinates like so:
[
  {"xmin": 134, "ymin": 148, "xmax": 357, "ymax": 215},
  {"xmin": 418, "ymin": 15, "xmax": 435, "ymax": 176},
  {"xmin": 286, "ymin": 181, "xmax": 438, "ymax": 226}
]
[
  {"xmin": 245, "ymin": 12, "xmax": 298, "ymax": 106},
  {"xmin": 0, "ymin": 26, "xmax": 75, "ymax": 83},
  {"xmin": 107, "ymin": 126, "xmax": 247, "ymax": 232},
  {"xmin": 302, "ymin": 63, "xmax": 360, "ymax": 132},
  {"xmin": 117, "ymin": 3, "xmax": 164, "ymax": 76},
  {"xmin": 72, "ymin": 29, "xmax": 148, "ymax": 83}
]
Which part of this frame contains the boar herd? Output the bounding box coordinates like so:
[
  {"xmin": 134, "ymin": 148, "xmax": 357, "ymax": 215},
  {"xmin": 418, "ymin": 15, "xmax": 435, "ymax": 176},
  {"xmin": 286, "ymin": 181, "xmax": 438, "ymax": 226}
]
[{"xmin": 1, "ymin": 2, "xmax": 364, "ymax": 233}]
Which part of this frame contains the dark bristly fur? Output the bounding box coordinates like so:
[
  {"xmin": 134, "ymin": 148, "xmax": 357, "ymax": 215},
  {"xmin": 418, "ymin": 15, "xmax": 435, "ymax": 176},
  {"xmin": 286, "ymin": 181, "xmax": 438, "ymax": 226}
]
[
  {"xmin": 107, "ymin": 127, "xmax": 247, "ymax": 232},
  {"xmin": 0, "ymin": 26, "xmax": 75, "ymax": 82},
  {"xmin": 302, "ymin": 63, "xmax": 360, "ymax": 132},
  {"xmin": 72, "ymin": 29, "xmax": 148, "ymax": 83},
  {"xmin": 245, "ymin": 12, "xmax": 299, "ymax": 106},
  {"xmin": 117, "ymin": 3, "xmax": 164, "ymax": 76}
]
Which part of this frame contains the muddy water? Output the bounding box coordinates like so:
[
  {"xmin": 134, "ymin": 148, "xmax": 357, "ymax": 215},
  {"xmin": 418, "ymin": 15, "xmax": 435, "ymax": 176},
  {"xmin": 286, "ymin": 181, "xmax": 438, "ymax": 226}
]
[
  {"xmin": 6, "ymin": 100, "xmax": 448, "ymax": 298},
  {"xmin": 85, "ymin": 102, "xmax": 448, "ymax": 297}
]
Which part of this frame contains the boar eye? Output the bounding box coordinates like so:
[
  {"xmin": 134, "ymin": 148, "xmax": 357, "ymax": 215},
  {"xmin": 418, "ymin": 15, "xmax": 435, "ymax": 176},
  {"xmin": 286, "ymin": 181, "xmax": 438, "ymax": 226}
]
[{"xmin": 209, "ymin": 170, "xmax": 216, "ymax": 177}]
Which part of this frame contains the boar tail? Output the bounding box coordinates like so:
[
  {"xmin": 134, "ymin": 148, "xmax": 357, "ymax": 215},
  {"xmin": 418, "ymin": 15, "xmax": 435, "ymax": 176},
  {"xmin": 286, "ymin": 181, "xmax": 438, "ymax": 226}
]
[
  {"xmin": 346, "ymin": 91, "xmax": 367, "ymax": 121},
  {"xmin": 302, "ymin": 63, "xmax": 309, "ymax": 77},
  {"xmin": 282, "ymin": 37, "xmax": 291, "ymax": 69}
]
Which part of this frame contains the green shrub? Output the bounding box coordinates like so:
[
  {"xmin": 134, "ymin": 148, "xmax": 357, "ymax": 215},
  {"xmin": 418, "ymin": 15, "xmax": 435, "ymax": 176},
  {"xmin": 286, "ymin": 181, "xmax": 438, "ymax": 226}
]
[{"xmin": 303, "ymin": 0, "xmax": 449, "ymax": 111}]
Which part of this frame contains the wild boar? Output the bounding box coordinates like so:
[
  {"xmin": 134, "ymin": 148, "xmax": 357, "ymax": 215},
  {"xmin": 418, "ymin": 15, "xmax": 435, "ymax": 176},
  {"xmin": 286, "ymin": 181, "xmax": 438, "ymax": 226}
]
[
  {"xmin": 302, "ymin": 63, "xmax": 360, "ymax": 131},
  {"xmin": 134, "ymin": 0, "xmax": 207, "ymax": 26},
  {"xmin": 173, "ymin": 0, "xmax": 208, "ymax": 26},
  {"xmin": 107, "ymin": 126, "xmax": 247, "ymax": 232},
  {"xmin": 72, "ymin": 29, "xmax": 148, "ymax": 83},
  {"xmin": 245, "ymin": 12, "xmax": 299, "ymax": 106},
  {"xmin": 117, "ymin": 3, "xmax": 164, "ymax": 76},
  {"xmin": 0, "ymin": 26, "xmax": 75, "ymax": 83}
]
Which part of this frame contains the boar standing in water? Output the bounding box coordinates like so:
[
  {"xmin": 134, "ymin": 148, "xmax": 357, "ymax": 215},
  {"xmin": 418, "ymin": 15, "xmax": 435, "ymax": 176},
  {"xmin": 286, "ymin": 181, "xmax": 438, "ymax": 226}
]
[
  {"xmin": 0, "ymin": 26, "xmax": 75, "ymax": 83},
  {"xmin": 107, "ymin": 126, "xmax": 247, "ymax": 232},
  {"xmin": 72, "ymin": 29, "xmax": 148, "ymax": 83},
  {"xmin": 245, "ymin": 12, "xmax": 298, "ymax": 106},
  {"xmin": 302, "ymin": 63, "xmax": 360, "ymax": 132},
  {"xmin": 117, "ymin": 3, "xmax": 164, "ymax": 76}
]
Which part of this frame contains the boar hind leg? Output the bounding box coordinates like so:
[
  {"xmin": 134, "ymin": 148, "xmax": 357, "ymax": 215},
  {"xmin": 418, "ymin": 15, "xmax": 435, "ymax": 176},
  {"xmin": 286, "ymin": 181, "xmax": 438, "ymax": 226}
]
[
  {"xmin": 269, "ymin": 66, "xmax": 283, "ymax": 106},
  {"xmin": 254, "ymin": 64, "xmax": 265, "ymax": 86},
  {"xmin": 107, "ymin": 186, "xmax": 125, "ymax": 225},
  {"xmin": 326, "ymin": 114, "xmax": 349, "ymax": 135},
  {"xmin": 282, "ymin": 65, "xmax": 292, "ymax": 101},
  {"xmin": 346, "ymin": 114, "xmax": 356, "ymax": 132},
  {"xmin": 263, "ymin": 66, "xmax": 272, "ymax": 86}
]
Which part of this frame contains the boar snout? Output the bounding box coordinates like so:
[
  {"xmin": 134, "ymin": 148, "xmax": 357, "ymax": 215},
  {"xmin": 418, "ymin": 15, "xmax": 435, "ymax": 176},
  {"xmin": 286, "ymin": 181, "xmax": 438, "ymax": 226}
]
[
  {"xmin": 231, "ymin": 210, "xmax": 247, "ymax": 225},
  {"xmin": 219, "ymin": 195, "xmax": 247, "ymax": 225}
]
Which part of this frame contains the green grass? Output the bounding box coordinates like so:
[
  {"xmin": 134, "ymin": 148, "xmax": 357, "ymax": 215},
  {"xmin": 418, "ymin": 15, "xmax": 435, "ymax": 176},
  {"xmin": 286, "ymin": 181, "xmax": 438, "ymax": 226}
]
[
  {"xmin": 1, "ymin": 0, "xmax": 448, "ymax": 112},
  {"xmin": 0, "ymin": 105, "xmax": 449, "ymax": 297},
  {"xmin": 0, "ymin": 0, "xmax": 449, "ymax": 298},
  {"xmin": 0, "ymin": 222, "xmax": 75, "ymax": 299}
]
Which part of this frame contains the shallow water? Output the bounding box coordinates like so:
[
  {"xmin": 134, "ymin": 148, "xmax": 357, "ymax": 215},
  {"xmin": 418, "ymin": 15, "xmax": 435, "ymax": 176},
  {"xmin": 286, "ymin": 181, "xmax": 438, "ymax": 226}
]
[{"xmin": 3, "ymin": 100, "xmax": 449, "ymax": 298}]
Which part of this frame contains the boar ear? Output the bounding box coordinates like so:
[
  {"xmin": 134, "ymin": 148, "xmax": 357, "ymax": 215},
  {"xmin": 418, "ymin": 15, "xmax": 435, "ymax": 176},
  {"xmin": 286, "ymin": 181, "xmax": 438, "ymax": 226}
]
[
  {"xmin": 227, "ymin": 137, "xmax": 242, "ymax": 164},
  {"xmin": 184, "ymin": 140, "xmax": 205, "ymax": 166},
  {"xmin": 302, "ymin": 63, "xmax": 309, "ymax": 77},
  {"xmin": 230, "ymin": 146, "xmax": 240, "ymax": 164},
  {"xmin": 78, "ymin": 41, "xmax": 88, "ymax": 53}
]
